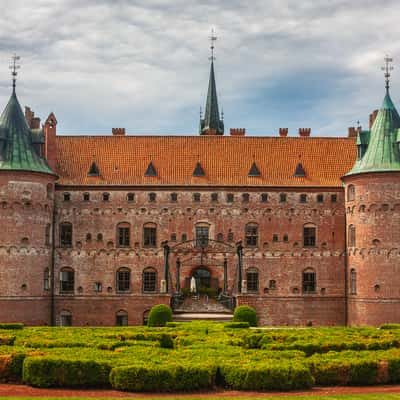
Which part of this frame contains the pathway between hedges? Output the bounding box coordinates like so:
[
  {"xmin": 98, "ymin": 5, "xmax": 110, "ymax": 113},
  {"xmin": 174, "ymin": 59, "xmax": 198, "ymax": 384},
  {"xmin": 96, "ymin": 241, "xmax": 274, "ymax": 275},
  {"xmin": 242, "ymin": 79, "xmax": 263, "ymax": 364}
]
[{"xmin": 2, "ymin": 384, "xmax": 400, "ymax": 398}]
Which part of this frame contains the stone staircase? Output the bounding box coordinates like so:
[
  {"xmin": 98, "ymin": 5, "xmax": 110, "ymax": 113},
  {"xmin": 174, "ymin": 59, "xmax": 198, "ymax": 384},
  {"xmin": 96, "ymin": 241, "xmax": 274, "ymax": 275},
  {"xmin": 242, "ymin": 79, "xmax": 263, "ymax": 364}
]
[{"xmin": 173, "ymin": 295, "xmax": 233, "ymax": 322}]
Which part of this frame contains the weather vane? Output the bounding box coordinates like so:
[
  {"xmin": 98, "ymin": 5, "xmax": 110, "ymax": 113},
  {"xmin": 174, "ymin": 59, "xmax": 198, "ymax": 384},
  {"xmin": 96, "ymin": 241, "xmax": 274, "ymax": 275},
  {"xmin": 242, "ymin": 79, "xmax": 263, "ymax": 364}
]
[
  {"xmin": 381, "ymin": 55, "xmax": 394, "ymax": 93},
  {"xmin": 209, "ymin": 28, "xmax": 217, "ymax": 61},
  {"xmin": 9, "ymin": 53, "xmax": 21, "ymax": 92}
]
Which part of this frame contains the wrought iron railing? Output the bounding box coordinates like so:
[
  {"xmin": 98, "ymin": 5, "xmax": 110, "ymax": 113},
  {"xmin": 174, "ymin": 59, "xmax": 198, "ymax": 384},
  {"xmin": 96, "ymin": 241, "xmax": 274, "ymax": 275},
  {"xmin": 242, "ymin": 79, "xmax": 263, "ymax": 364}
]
[{"xmin": 218, "ymin": 293, "xmax": 236, "ymax": 311}]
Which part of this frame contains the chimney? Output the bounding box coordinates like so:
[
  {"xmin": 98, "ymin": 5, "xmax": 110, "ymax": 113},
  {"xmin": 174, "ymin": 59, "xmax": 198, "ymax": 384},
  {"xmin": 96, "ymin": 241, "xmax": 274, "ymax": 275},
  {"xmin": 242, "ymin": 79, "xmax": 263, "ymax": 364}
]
[
  {"xmin": 44, "ymin": 113, "xmax": 57, "ymax": 171},
  {"xmin": 348, "ymin": 127, "xmax": 358, "ymax": 138},
  {"xmin": 279, "ymin": 128, "xmax": 288, "ymax": 137},
  {"xmin": 230, "ymin": 128, "xmax": 246, "ymax": 136},
  {"xmin": 25, "ymin": 106, "xmax": 34, "ymax": 127},
  {"xmin": 369, "ymin": 110, "xmax": 378, "ymax": 129},
  {"xmin": 298, "ymin": 128, "xmax": 311, "ymax": 137},
  {"xmin": 31, "ymin": 117, "xmax": 41, "ymax": 129},
  {"xmin": 112, "ymin": 128, "xmax": 126, "ymax": 136}
]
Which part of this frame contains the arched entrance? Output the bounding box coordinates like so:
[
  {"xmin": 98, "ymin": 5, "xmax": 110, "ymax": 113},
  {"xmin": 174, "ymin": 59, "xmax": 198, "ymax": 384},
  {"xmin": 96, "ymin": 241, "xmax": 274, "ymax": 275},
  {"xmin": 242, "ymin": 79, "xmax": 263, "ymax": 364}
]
[{"xmin": 192, "ymin": 267, "xmax": 211, "ymax": 289}]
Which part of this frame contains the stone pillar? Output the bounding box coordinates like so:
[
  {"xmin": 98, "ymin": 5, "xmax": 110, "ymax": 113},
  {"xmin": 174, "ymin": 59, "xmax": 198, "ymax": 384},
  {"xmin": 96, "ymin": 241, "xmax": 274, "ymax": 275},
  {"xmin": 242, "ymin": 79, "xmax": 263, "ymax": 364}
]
[
  {"xmin": 160, "ymin": 279, "xmax": 167, "ymax": 294},
  {"xmin": 176, "ymin": 258, "xmax": 181, "ymax": 294},
  {"xmin": 163, "ymin": 242, "xmax": 170, "ymax": 293},
  {"xmin": 223, "ymin": 257, "xmax": 228, "ymax": 295},
  {"xmin": 241, "ymin": 280, "xmax": 247, "ymax": 294},
  {"xmin": 236, "ymin": 241, "xmax": 243, "ymax": 293}
]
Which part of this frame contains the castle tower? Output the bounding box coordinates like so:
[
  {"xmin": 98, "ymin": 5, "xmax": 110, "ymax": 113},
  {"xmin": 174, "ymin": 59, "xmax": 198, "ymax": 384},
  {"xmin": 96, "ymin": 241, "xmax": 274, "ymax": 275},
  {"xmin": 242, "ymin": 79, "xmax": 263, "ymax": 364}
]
[
  {"xmin": 199, "ymin": 30, "xmax": 224, "ymax": 135},
  {"xmin": 0, "ymin": 56, "xmax": 56, "ymax": 325},
  {"xmin": 343, "ymin": 56, "xmax": 400, "ymax": 326}
]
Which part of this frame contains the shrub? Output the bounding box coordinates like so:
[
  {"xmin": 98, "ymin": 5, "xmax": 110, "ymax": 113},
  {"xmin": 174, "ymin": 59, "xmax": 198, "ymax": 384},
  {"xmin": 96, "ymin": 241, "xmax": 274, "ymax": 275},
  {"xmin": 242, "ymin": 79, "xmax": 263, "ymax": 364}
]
[
  {"xmin": 23, "ymin": 357, "xmax": 111, "ymax": 388},
  {"xmin": 224, "ymin": 322, "xmax": 250, "ymax": 329},
  {"xmin": 110, "ymin": 364, "xmax": 215, "ymax": 392},
  {"xmin": 381, "ymin": 324, "xmax": 400, "ymax": 330},
  {"xmin": 233, "ymin": 306, "xmax": 257, "ymax": 327},
  {"xmin": 0, "ymin": 353, "xmax": 26, "ymax": 382},
  {"xmin": 220, "ymin": 361, "xmax": 313, "ymax": 390},
  {"xmin": 0, "ymin": 323, "xmax": 23, "ymax": 330},
  {"xmin": 147, "ymin": 304, "xmax": 173, "ymax": 327},
  {"xmin": 0, "ymin": 335, "xmax": 16, "ymax": 346},
  {"xmin": 159, "ymin": 334, "xmax": 174, "ymax": 349}
]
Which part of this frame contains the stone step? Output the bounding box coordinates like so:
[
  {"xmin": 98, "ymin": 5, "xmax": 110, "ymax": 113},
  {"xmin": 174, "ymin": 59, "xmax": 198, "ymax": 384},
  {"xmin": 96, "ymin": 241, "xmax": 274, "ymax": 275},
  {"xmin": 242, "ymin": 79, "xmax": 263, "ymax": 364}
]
[{"xmin": 173, "ymin": 312, "xmax": 233, "ymax": 322}]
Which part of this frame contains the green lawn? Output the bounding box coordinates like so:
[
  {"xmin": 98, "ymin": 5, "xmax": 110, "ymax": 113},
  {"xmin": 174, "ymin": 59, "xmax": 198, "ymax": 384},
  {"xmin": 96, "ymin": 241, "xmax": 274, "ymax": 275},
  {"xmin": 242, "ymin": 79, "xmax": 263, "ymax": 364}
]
[{"xmin": 2, "ymin": 395, "xmax": 400, "ymax": 400}]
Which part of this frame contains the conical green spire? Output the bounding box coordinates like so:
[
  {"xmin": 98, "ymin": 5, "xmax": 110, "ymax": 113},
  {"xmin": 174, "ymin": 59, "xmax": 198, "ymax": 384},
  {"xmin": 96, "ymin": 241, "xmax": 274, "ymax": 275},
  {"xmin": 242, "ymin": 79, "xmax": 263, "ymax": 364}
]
[
  {"xmin": 200, "ymin": 60, "xmax": 224, "ymax": 135},
  {"xmin": 0, "ymin": 90, "xmax": 54, "ymax": 175},
  {"xmin": 347, "ymin": 92, "xmax": 400, "ymax": 175}
]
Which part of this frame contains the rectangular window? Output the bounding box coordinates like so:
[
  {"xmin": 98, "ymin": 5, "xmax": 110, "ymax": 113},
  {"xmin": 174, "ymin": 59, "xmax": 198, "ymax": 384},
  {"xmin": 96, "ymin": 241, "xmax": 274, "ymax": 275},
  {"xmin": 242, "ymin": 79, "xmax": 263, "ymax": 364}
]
[
  {"xmin": 117, "ymin": 270, "xmax": 131, "ymax": 292},
  {"xmin": 193, "ymin": 193, "xmax": 201, "ymax": 202},
  {"xmin": 331, "ymin": 194, "xmax": 337, "ymax": 203},
  {"xmin": 143, "ymin": 271, "xmax": 157, "ymax": 292},
  {"xmin": 63, "ymin": 193, "xmax": 70, "ymax": 202},
  {"xmin": 246, "ymin": 271, "xmax": 259, "ymax": 292},
  {"xmin": 118, "ymin": 227, "xmax": 130, "ymax": 247},
  {"xmin": 211, "ymin": 193, "xmax": 218, "ymax": 202},
  {"xmin": 303, "ymin": 227, "xmax": 316, "ymax": 247},
  {"xmin": 245, "ymin": 225, "xmax": 258, "ymax": 247},
  {"xmin": 83, "ymin": 193, "xmax": 90, "ymax": 201},
  {"xmin": 280, "ymin": 193, "xmax": 287, "ymax": 203},
  {"xmin": 226, "ymin": 193, "xmax": 234, "ymax": 203},
  {"xmin": 60, "ymin": 224, "xmax": 72, "ymax": 247},
  {"xmin": 196, "ymin": 226, "xmax": 209, "ymax": 247},
  {"xmin": 303, "ymin": 272, "xmax": 316, "ymax": 293},
  {"xmin": 116, "ymin": 314, "xmax": 128, "ymax": 326},
  {"xmin": 272, "ymin": 234, "xmax": 278, "ymax": 242},
  {"xmin": 261, "ymin": 193, "xmax": 268, "ymax": 203},
  {"xmin": 170, "ymin": 193, "xmax": 178, "ymax": 202},
  {"xmin": 300, "ymin": 194, "xmax": 307, "ymax": 203},
  {"xmin": 60, "ymin": 270, "xmax": 74, "ymax": 293},
  {"xmin": 127, "ymin": 193, "xmax": 135, "ymax": 202},
  {"xmin": 317, "ymin": 194, "xmax": 324, "ymax": 203},
  {"xmin": 143, "ymin": 227, "xmax": 157, "ymax": 247}
]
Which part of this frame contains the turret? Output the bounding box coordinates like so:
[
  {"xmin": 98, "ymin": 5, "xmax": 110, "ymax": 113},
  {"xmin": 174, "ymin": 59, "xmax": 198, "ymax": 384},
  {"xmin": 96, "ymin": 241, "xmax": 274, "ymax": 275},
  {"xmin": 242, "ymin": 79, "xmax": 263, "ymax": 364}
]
[
  {"xmin": 342, "ymin": 55, "xmax": 400, "ymax": 326},
  {"xmin": 0, "ymin": 55, "xmax": 57, "ymax": 325}
]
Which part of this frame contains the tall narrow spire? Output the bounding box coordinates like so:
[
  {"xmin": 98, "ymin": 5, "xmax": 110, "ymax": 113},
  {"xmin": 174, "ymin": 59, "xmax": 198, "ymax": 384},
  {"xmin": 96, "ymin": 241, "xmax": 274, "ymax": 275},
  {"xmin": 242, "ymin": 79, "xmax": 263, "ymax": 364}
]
[
  {"xmin": 382, "ymin": 55, "xmax": 393, "ymax": 94},
  {"xmin": 9, "ymin": 54, "xmax": 20, "ymax": 94},
  {"xmin": 199, "ymin": 29, "xmax": 224, "ymax": 135}
]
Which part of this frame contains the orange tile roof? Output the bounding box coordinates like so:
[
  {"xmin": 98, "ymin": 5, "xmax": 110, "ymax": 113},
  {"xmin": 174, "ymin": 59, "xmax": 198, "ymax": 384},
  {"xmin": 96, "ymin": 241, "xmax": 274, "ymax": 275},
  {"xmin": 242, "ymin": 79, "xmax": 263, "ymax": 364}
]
[{"xmin": 55, "ymin": 135, "xmax": 357, "ymax": 187}]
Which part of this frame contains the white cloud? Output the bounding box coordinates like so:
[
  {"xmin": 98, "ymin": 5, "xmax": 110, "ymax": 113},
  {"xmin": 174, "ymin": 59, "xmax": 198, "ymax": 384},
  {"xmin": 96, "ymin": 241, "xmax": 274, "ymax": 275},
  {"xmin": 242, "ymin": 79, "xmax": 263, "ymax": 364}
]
[{"xmin": 0, "ymin": 0, "xmax": 399, "ymax": 135}]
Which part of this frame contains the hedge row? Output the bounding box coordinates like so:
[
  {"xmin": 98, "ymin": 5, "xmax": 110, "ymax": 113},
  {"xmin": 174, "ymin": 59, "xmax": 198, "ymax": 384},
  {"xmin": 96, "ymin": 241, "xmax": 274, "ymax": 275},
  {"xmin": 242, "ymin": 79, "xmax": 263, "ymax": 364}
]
[
  {"xmin": 8, "ymin": 352, "xmax": 400, "ymax": 391},
  {"xmin": 23, "ymin": 357, "xmax": 111, "ymax": 388},
  {"xmin": 242, "ymin": 333, "xmax": 400, "ymax": 355},
  {"xmin": 110, "ymin": 364, "xmax": 215, "ymax": 392},
  {"xmin": 0, "ymin": 323, "xmax": 23, "ymax": 330},
  {"xmin": 0, "ymin": 335, "xmax": 16, "ymax": 346}
]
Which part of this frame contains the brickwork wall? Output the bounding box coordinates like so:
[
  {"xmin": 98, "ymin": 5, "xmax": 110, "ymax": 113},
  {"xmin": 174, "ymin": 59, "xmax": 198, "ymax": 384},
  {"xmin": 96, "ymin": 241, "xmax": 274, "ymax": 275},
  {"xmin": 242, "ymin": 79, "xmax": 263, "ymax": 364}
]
[
  {"xmin": 344, "ymin": 172, "xmax": 400, "ymax": 326},
  {"xmin": 54, "ymin": 187, "xmax": 346, "ymax": 326},
  {"xmin": 0, "ymin": 172, "xmax": 55, "ymax": 325}
]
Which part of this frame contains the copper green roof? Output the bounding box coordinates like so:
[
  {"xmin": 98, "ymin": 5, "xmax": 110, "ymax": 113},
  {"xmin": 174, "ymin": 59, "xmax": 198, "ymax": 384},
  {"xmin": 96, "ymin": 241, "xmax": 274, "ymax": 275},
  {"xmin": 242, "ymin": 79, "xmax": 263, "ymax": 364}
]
[
  {"xmin": 346, "ymin": 92, "xmax": 400, "ymax": 176},
  {"xmin": 0, "ymin": 90, "xmax": 54, "ymax": 175},
  {"xmin": 199, "ymin": 61, "xmax": 224, "ymax": 135}
]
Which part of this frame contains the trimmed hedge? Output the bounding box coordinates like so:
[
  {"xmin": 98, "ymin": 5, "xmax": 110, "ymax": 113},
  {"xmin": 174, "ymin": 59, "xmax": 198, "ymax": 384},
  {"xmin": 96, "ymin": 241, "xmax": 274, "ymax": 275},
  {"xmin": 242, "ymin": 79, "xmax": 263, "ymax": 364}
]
[
  {"xmin": 22, "ymin": 357, "xmax": 111, "ymax": 388},
  {"xmin": 220, "ymin": 362, "xmax": 314, "ymax": 390},
  {"xmin": 233, "ymin": 306, "xmax": 257, "ymax": 327},
  {"xmin": 0, "ymin": 335, "xmax": 16, "ymax": 346},
  {"xmin": 0, "ymin": 352, "xmax": 26, "ymax": 382},
  {"xmin": 147, "ymin": 304, "xmax": 173, "ymax": 327},
  {"xmin": 110, "ymin": 364, "xmax": 215, "ymax": 392},
  {"xmin": 381, "ymin": 324, "xmax": 400, "ymax": 330},
  {"xmin": 224, "ymin": 322, "xmax": 250, "ymax": 329},
  {"xmin": 0, "ymin": 323, "xmax": 23, "ymax": 330}
]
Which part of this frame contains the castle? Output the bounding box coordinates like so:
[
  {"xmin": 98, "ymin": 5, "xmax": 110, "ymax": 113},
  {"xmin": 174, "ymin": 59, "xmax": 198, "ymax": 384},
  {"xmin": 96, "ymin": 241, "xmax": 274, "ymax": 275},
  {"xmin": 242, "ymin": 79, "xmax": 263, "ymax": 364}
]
[{"xmin": 0, "ymin": 51, "xmax": 399, "ymax": 327}]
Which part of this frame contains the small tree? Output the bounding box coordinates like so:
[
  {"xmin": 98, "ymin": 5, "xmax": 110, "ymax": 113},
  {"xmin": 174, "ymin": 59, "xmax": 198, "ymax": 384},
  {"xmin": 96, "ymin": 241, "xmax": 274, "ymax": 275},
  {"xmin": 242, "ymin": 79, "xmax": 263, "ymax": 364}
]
[
  {"xmin": 147, "ymin": 304, "xmax": 173, "ymax": 327},
  {"xmin": 233, "ymin": 305, "xmax": 257, "ymax": 326}
]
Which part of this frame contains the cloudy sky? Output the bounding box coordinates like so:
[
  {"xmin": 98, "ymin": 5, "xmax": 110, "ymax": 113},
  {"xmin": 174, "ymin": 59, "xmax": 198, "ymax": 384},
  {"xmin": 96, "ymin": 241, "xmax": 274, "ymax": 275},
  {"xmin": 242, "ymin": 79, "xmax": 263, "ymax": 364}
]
[{"xmin": 0, "ymin": 0, "xmax": 399, "ymax": 136}]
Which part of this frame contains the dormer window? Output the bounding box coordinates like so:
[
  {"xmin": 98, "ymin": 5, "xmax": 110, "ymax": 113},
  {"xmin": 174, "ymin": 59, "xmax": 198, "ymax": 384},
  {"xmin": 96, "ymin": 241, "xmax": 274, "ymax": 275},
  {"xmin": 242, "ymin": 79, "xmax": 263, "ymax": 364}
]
[{"xmin": 88, "ymin": 161, "xmax": 100, "ymax": 176}]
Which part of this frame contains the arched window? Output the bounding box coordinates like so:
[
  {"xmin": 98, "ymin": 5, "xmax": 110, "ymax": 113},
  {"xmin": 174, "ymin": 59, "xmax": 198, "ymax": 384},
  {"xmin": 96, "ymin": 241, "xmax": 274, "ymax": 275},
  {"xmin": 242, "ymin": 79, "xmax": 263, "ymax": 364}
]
[
  {"xmin": 43, "ymin": 268, "xmax": 50, "ymax": 291},
  {"xmin": 242, "ymin": 193, "xmax": 250, "ymax": 203},
  {"xmin": 83, "ymin": 192, "xmax": 90, "ymax": 201},
  {"xmin": 60, "ymin": 310, "xmax": 72, "ymax": 327},
  {"xmin": 60, "ymin": 267, "xmax": 74, "ymax": 293},
  {"xmin": 143, "ymin": 223, "xmax": 157, "ymax": 248},
  {"xmin": 116, "ymin": 268, "xmax": 131, "ymax": 292},
  {"xmin": 116, "ymin": 310, "xmax": 128, "ymax": 326},
  {"xmin": 350, "ymin": 268, "xmax": 357, "ymax": 295},
  {"xmin": 216, "ymin": 233, "xmax": 223, "ymax": 242},
  {"xmin": 102, "ymin": 192, "xmax": 110, "ymax": 201},
  {"xmin": 195, "ymin": 223, "xmax": 209, "ymax": 247},
  {"xmin": 45, "ymin": 224, "xmax": 51, "ymax": 246},
  {"xmin": 348, "ymin": 225, "xmax": 356, "ymax": 247},
  {"xmin": 142, "ymin": 268, "xmax": 157, "ymax": 293},
  {"xmin": 302, "ymin": 269, "xmax": 316, "ymax": 293},
  {"xmin": 117, "ymin": 222, "xmax": 130, "ymax": 247},
  {"xmin": 245, "ymin": 223, "xmax": 258, "ymax": 247},
  {"xmin": 347, "ymin": 185, "xmax": 355, "ymax": 201},
  {"xmin": 246, "ymin": 268, "xmax": 259, "ymax": 292},
  {"xmin": 303, "ymin": 223, "xmax": 316, "ymax": 247},
  {"xmin": 60, "ymin": 222, "xmax": 72, "ymax": 247}
]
